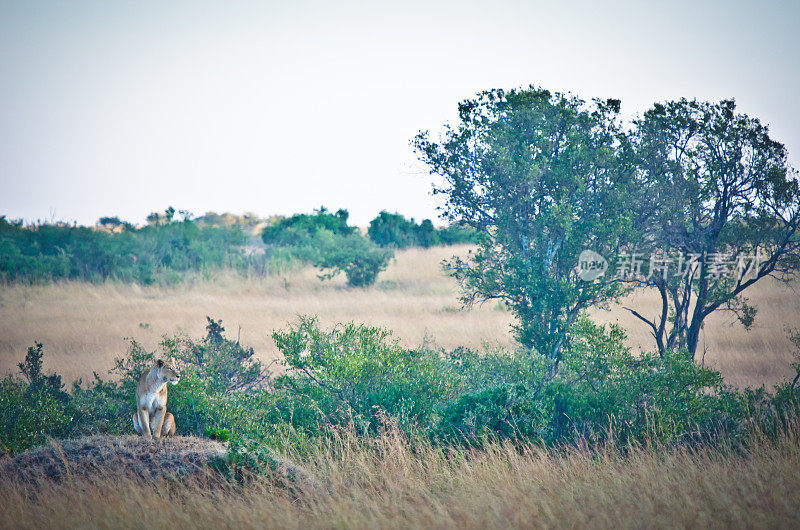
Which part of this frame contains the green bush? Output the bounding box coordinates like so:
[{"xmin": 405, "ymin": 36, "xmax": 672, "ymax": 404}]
[
  {"xmin": 367, "ymin": 211, "xmax": 478, "ymax": 248},
  {"xmin": 432, "ymin": 346, "xmax": 553, "ymax": 444},
  {"xmin": 436, "ymin": 223, "xmax": 479, "ymax": 245},
  {"xmin": 545, "ymin": 317, "xmax": 745, "ymax": 445},
  {"xmin": 272, "ymin": 316, "xmax": 451, "ymax": 434},
  {"xmin": 204, "ymin": 427, "xmax": 231, "ymax": 442},
  {"xmin": 260, "ymin": 208, "xmax": 394, "ymax": 287},
  {"xmin": 165, "ymin": 317, "xmax": 268, "ymax": 394},
  {"xmin": 261, "ymin": 207, "xmax": 354, "ymax": 246},
  {"xmin": 367, "ymin": 211, "xmax": 421, "ymax": 248},
  {"xmin": 437, "ymin": 383, "xmax": 551, "ymax": 444},
  {"xmin": 314, "ymin": 234, "xmax": 394, "ymax": 287},
  {"xmin": 70, "ymin": 372, "xmax": 132, "ymax": 436},
  {"xmin": 0, "ymin": 343, "xmax": 76, "ymax": 456}
]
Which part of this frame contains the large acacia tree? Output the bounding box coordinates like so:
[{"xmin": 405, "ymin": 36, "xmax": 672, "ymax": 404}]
[
  {"xmin": 629, "ymin": 99, "xmax": 800, "ymax": 358},
  {"xmin": 414, "ymin": 87, "xmax": 642, "ymax": 368}
]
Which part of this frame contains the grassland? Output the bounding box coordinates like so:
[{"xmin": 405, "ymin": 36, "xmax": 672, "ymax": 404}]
[
  {"xmin": 2, "ymin": 245, "xmax": 800, "ymax": 529},
  {"xmin": 1, "ymin": 245, "xmax": 798, "ymax": 388},
  {"xmin": 2, "ymin": 425, "xmax": 799, "ymax": 529}
]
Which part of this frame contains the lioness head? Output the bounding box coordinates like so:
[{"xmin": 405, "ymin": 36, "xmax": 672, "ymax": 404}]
[{"xmin": 156, "ymin": 359, "xmax": 180, "ymax": 385}]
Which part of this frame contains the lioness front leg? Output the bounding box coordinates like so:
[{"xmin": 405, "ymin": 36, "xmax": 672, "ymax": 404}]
[
  {"xmin": 138, "ymin": 407, "xmax": 152, "ymax": 439},
  {"xmin": 152, "ymin": 406, "xmax": 167, "ymax": 439},
  {"xmin": 133, "ymin": 412, "xmax": 142, "ymax": 435}
]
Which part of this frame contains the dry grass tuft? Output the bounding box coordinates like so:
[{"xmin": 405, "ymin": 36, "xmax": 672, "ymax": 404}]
[{"xmin": 1, "ymin": 428, "xmax": 799, "ymax": 529}]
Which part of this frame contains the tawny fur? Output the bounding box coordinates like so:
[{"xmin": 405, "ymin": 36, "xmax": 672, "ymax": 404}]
[{"xmin": 132, "ymin": 360, "xmax": 180, "ymax": 439}]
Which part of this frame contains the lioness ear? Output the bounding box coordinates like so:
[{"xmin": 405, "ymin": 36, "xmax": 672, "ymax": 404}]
[{"xmin": 157, "ymin": 359, "xmax": 164, "ymax": 368}]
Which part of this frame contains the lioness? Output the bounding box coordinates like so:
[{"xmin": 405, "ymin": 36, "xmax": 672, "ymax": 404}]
[{"xmin": 132, "ymin": 359, "xmax": 180, "ymax": 439}]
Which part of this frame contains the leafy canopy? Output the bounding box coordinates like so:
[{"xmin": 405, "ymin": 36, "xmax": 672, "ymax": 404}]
[{"xmin": 414, "ymin": 87, "xmax": 639, "ymax": 364}]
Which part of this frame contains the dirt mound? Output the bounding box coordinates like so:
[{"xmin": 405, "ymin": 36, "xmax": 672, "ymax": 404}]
[{"xmin": 0, "ymin": 435, "xmax": 227, "ymax": 483}]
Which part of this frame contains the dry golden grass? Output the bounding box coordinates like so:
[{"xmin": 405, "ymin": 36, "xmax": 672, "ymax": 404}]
[
  {"xmin": 2, "ymin": 426, "xmax": 799, "ymax": 529},
  {"xmin": 0, "ymin": 245, "xmax": 798, "ymax": 388}
]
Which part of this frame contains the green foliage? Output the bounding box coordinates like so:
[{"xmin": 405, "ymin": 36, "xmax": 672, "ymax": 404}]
[
  {"xmin": 0, "ymin": 343, "xmax": 76, "ymax": 456},
  {"xmin": 367, "ymin": 211, "xmax": 477, "ymax": 249},
  {"xmin": 204, "ymin": 427, "xmax": 231, "ymax": 442},
  {"xmin": 631, "ymin": 98, "xmax": 800, "ymax": 357},
  {"xmin": 272, "ymin": 317, "xmax": 450, "ymax": 434},
  {"xmin": 548, "ymin": 318, "xmax": 742, "ymax": 445},
  {"xmin": 314, "ymin": 234, "xmax": 394, "ymax": 287},
  {"xmin": 0, "ymin": 209, "xmax": 250, "ymax": 285},
  {"xmin": 437, "ymin": 384, "xmax": 551, "ymax": 444},
  {"xmin": 367, "ymin": 211, "xmax": 420, "ymax": 248},
  {"xmin": 5, "ymin": 316, "xmax": 800, "ymax": 471},
  {"xmin": 260, "ymin": 208, "xmax": 394, "ymax": 287},
  {"xmin": 432, "ymin": 346, "xmax": 553, "ymax": 445},
  {"xmin": 166, "ymin": 317, "xmax": 268, "ymax": 394},
  {"xmin": 261, "ymin": 207, "xmax": 354, "ymax": 246},
  {"xmin": 70, "ymin": 373, "xmax": 132, "ymax": 436},
  {"xmin": 414, "ymin": 87, "xmax": 638, "ymax": 363},
  {"xmin": 437, "ymin": 223, "xmax": 480, "ymax": 245},
  {"xmin": 432, "ymin": 317, "xmax": 747, "ymax": 447}
]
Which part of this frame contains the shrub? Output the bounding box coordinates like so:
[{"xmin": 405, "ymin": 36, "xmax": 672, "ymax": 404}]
[
  {"xmin": 0, "ymin": 343, "xmax": 76, "ymax": 456},
  {"xmin": 436, "ymin": 223, "xmax": 479, "ymax": 245},
  {"xmin": 165, "ymin": 317, "xmax": 269, "ymax": 394},
  {"xmin": 434, "ymin": 346, "xmax": 554, "ymax": 444},
  {"xmin": 204, "ymin": 427, "xmax": 231, "ymax": 442},
  {"xmin": 546, "ymin": 317, "xmax": 745, "ymax": 445},
  {"xmin": 261, "ymin": 207, "xmax": 354, "ymax": 247},
  {"xmin": 260, "ymin": 208, "xmax": 393, "ymax": 287},
  {"xmin": 367, "ymin": 211, "xmax": 420, "ymax": 248},
  {"xmin": 70, "ymin": 373, "xmax": 132, "ymax": 436},
  {"xmin": 367, "ymin": 211, "xmax": 478, "ymax": 248},
  {"xmin": 437, "ymin": 383, "xmax": 551, "ymax": 444},
  {"xmin": 314, "ymin": 234, "xmax": 394, "ymax": 287},
  {"xmin": 432, "ymin": 317, "xmax": 752, "ymax": 447},
  {"xmin": 272, "ymin": 316, "xmax": 451, "ymax": 434}
]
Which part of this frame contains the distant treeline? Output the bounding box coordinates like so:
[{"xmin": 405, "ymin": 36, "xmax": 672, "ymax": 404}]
[
  {"xmin": 0, "ymin": 214, "xmax": 248, "ymax": 284},
  {"xmin": 0, "ymin": 208, "xmax": 476, "ymax": 285}
]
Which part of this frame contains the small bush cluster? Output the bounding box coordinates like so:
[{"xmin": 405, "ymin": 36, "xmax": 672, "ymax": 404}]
[
  {"xmin": 367, "ymin": 211, "xmax": 478, "ymax": 249},
  {"xmin": 261, "ymin": 208, "xmax": 393, "ymax": 287}
]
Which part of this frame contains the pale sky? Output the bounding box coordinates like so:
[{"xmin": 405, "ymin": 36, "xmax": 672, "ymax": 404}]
[{"xmin": 1, "ymin": 0, "xmax": 798, "ymax": 226}]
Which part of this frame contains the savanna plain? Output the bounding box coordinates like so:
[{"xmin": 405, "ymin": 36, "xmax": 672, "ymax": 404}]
[
  {"xmin": 2, "ymin": 245, "xmax": 800, "ymax": 529},
  {"xmin": 1, "ymin": 245, "xmax": 797, "ymax": 388}
]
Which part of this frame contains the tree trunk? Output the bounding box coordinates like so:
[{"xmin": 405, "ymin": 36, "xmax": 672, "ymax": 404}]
[{"xmin": 685, "ymin": 258, "xmax": 709, "ymax": 359}]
